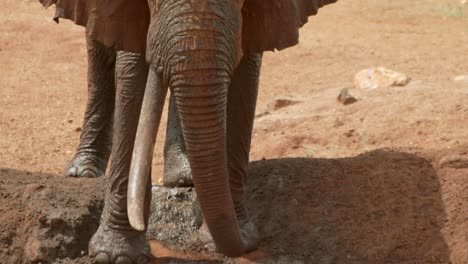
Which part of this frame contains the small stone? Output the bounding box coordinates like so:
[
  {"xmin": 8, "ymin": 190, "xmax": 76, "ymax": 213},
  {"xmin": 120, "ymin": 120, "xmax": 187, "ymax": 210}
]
[
  {"xmin": 354, "ymin": 67, "xmax": 411, "ymax": 90},
  {"xmin": 453, "ymin": 75, "xmax": 468, "ymax": 83},
  {"xmin": 344, "ymin": 129, "xmax": 355, "ymax": 138},
  {"xmin": 337, "ymin": 88, "xmax": 358, "ymax": 105},
  {"xmin": 255, "ymin": 111, "xmax": 270, "ymax": 118},
  {"xmin": 270, "ymin": 97, "xmax": 303, "ymax": 111},
  {"xmin": 74, "ymin": 127, "xmax": 82, "ymax": 132}
]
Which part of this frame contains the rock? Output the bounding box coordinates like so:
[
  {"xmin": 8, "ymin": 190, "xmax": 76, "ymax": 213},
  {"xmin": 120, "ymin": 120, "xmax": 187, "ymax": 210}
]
[
  {"xmin": 270, "ymin": 97, "xmax": 303, "ymax": 111},
  {"xmin": 255, "ymin": 111, "xmax": 270, "ymax": 118},
  {"xmin": 453, "ymin": 75, "xmax": 468, "ymax": 83},
  {"xmin": 23, "ymin": 192, "xmax": 103, "ymax": 263},
  {"xmin": 147, "ymin": 186, "xmax": 202, "ymax": 248},
  {"xmin": 0, "ymin": 173, "xmax": 104, "ymax": 264},
  {"xmin": 337, "ymin": 88, "xmax": 358, "ymax": 105},
  {"xmin": 344, "ymin": 129, "xmax": 355, "ymax": 138},
  {"xmin": 354, "ymin": 67, "xmax": 411, "ymax": 90}
]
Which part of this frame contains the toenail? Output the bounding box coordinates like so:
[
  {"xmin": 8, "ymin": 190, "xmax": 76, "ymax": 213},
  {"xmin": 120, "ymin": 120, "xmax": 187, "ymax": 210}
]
[
  {"xmin": 65, "ymin": 166, "xmax": 78, "ymax": 177},
  {"xmin": 81, "ymin": 168, "xmax": 97, "ymax": 178},
  {"xmin": 115, "ymin": 255, "xmax": 132, "ymax": 264},
  {"xmin": 94, "ymin": 252, "xmax": 110, "ymax": 264}
]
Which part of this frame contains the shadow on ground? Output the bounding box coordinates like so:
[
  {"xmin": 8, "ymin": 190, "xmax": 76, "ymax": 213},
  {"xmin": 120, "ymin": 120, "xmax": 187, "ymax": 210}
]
[{"xmin": 243, "ymin": 149, "xmax": 449, "ymax": 263}]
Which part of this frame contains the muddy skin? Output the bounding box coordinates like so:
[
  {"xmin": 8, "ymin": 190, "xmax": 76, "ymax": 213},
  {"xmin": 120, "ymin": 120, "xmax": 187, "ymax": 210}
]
[
  {"xmin": 141, "ymin": 0, "xmax": 254, "ymax": 256},
  {"xmin": 64, "ymin": 33, "xmax": 192, "ymax": 183},
  {"xmin": 227, "ymin": 52, "xmax": 263, "ymax": 252},
  {"xmin": 43, "ymin": 0, "xmax": 336, "ymax": 260},
  {"xmin": 64, "ymin": 33, "xmax": 116, "ymax": 178},
  {"xmin": 127, "ymin": 0, "xmax": 274, "ymax": 256},
  {"xmin": 190, "ymin": 52, "xmax": 263, "ymax": 253},
  {"xmin": 88, "ymin": 51, "xmax": 151, "ymax": 263}
]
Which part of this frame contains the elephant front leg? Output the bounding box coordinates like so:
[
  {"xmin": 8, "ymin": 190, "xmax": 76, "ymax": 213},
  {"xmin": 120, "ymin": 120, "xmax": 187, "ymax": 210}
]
[
  {"xmin": 162, "ymin": 95, "xmax": 192, "ymax": 187},
  {"xmin": 226, "ymin": 52, "xmax": 262, "ymax": 248},
  {"xmin": 64, "ymin": 34, "xmax": 116, "ymax": 178},
  {"xmin": 89, "ymin": 51, "xmax": 151, "ymax": 264}
]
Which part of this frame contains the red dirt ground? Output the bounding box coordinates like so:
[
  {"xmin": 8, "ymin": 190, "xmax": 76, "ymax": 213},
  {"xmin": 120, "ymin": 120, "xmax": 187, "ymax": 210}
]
[{"xmin": 1, "ymin": 0, "xmax": 467, "ymax": 263}]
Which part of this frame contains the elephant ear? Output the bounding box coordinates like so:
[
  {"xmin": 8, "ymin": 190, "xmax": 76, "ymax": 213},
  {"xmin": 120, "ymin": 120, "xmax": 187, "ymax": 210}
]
[
  {"xmin": 241, "ymin": 0, "xmax": 337, "ymax": 53},
  {"xmin": 39, "ymin": 0, "xmax": 150, "ymax": 53}
]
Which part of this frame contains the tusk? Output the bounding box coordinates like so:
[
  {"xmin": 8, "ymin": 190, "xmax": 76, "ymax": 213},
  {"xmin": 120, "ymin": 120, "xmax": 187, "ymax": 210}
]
[{"xmin": 128, "ymin": 67, "xmax": 164, "ymax": 231}]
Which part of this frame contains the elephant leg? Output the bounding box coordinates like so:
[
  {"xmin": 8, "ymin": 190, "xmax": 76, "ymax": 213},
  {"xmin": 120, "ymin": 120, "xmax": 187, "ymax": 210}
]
[
  {"xmin": 64, "ymin": 34, "xmax": 116, "ymax": 178},
  {"xmin": 89, "ymin": 51, "xmax": 151, "ymax": 264},
  {"xmin": 162, "ymin": 94, "xmax": 192, "ymax": 187},
  {"xmin": 227, "ymin": 52, "xmax": 262, "ymax": 222}
]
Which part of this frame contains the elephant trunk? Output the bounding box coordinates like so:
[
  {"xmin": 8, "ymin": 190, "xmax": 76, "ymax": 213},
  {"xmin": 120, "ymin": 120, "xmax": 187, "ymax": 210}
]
[
  {"xmin": 144, "ymin": 0, "xmax": 245, "ymax": 257},
  {"xmin": 173, "ymin": 76, "xmax": 244, "ymax": 256}
]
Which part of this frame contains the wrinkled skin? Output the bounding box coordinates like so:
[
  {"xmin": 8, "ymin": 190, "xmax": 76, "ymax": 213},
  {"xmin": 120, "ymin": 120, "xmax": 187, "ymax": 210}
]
[
  {"xmin": 71, "ymin": 23, "xmax": 262, "ymax": 263},
  {"xmin": 66, "ymin": 32, "xmax": 191, "ymax": 187},
  {"xmin": 42, "ymin": 0, "xmax": 336, "ymax": 262},
  {"xmin": 89, "ymin": 49, "xmax": 263, "ymax": 262},
  {"xmin": 64, "ymin": 34, "xmax": 115, "ymax": 179},
  {"xmin": 87, "ymin": 50, "xmax": 153, "ymax": 263},
  {"xmin": 107, "ymin": 1, "xmax": 265, "ymax": 260}
]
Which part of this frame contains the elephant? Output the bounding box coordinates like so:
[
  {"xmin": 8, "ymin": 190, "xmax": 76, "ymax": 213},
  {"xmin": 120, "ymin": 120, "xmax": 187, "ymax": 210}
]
[
  {"xmin": 41, "ymin": 0, "xmax": 337, "ymax": 262},
  {"xmin": 39, "ymin": 0, "xmax": 193, "ymax": 187}
]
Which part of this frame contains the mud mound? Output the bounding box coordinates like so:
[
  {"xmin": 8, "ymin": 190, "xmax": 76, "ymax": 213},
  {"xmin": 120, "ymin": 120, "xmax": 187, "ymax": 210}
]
[
  {"xmin": 1, "ymin": 147, "xmax": 467, "ymax": 263},
  {"xmin": 0, "ymin": 169, "xmax": 104, "ymax": 264}
]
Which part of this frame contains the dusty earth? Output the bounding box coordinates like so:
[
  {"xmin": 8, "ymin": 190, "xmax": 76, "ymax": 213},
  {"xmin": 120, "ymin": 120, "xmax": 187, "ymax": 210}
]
[{"xmin": 1, "ymin": 0, "xmax": 468, "ymax": 263}]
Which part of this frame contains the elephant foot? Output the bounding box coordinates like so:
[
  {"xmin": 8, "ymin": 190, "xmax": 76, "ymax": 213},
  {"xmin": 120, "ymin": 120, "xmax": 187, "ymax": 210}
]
[
  {"xmin": 163, "ymin": 150, "xmax": 192, "ymax": 187},
  {"xmin": 192, "ymin": 219, "xmax": 259, "ymax": 255},
  {"xmin": 89, "ymin": 225, "xmax": 150, "ymax": 264},
  {"xmin": 64, "ymin": 153, "xmax": 107, "ymax": 178}
]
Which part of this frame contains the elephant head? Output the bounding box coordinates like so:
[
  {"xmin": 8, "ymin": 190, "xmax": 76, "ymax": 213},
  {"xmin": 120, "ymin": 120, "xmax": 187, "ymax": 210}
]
[{"xmin": 71, "ymin": 0, "xmax": 336, "ymax": 257}]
